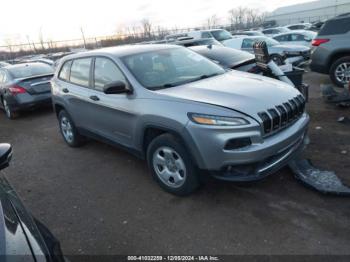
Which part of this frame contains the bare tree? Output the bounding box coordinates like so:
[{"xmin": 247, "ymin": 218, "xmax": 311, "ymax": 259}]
[
  {"xmin": 206, "ymin": 15, "xmax": 219, "ymax": 29},
  {"xmin": 229, "ymin": 7, "xmax": 266, "ymax": 30},
  {"xmin": 80, "ymin": 27, "xmax": 87, "ymax": 49},
  {"xmin": 38, "ymin": 27, "xmax": 45, "ymax": 50},
  {"xmin": 141, "ymin": 19, "xmax": 152, "ymax": 39}
]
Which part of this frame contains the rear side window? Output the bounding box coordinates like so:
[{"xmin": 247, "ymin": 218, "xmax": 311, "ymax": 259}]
[
  {"xmin": 58, "ymin": 60, "xmax": 72, "ymax": 81},
  {"xmin": 70, "ymin": 58, "xmax": 92, "ymax": 87},
  {"xmin": 291, "ymin": 34, "xmax": 305, "ymax": 41},
  {"xmin": 319, "ymin": 17, "xmax": 350, "ymax": 35},
  {"xmin": 93, "ymin": 58, "xmax": 126, "ymax": 91},
  {"xmin": 274, "ymin": 34, "xmax": 290, "ymax": 42}
]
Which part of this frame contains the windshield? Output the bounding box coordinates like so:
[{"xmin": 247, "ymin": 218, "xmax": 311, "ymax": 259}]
[
  {"xmin": 122, "ymin": 47, "xmax": 225, "ymax": 90},
  {"xmin": 210, "ymin": 30, "xmax": 233, "ymax": 41},
  {"xmin": 8, "ymin": 64, "xmax": 54, "ymax": 79}
]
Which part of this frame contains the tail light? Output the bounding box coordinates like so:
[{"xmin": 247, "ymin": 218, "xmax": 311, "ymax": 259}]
[
  {"xmin": 311, "ymin": 38, "xmax": 330, "ymax": 47},
  {"xmin": 8, "ymin": 85, "xmax": 26, "ymax": 95}
]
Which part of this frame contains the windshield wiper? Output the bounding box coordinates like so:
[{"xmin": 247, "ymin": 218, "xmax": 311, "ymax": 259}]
[
  {"xmin": 197, "ymin": 73, "xmax": 221, "ymax": 80},
  {"xmin": 150, "ymin": 73, "xmax": 222, "ymax": 90}
]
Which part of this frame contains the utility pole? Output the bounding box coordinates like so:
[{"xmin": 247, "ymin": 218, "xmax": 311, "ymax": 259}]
[{"xmin": 80, "ymin": 27, "xmax": 87, "ymax": 49}]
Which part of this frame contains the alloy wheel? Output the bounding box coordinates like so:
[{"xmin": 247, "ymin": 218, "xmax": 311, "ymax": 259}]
[
  {"xmin": 335, "ymin": 62, "xmax": 350, "ymax": 85},
  {"xmin": 60, "ymin": 116, "xmax": 74, "ymax": 143}
]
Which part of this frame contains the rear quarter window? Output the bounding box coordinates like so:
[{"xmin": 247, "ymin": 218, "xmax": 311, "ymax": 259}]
[
  {"xmin": 319, "ymin": 17, "xmax": 350, "ymax": 35},
  {"xmin": 58, "ymin": 60, "xmax": 72, "ymax": 81}
]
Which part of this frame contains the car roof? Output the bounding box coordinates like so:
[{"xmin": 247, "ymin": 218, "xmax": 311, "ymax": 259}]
[
  {"xmin": 273, "ymin": 30, "xmax": 314, "ymax": 36},
  {"xmin": 1, "ymin": 62, "xmax": 50, "ymax": 70},
  {"xmin": 61, "ymin": 44, "xmax": 180, "ymax": 61}
]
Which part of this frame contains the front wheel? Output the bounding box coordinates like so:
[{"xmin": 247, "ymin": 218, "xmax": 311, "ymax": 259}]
[
  {"xmin": 147, "ymin": 134, "xmax": 199, "ymax": 196},
  {"xmin": 58, "ymin": 110, "xmax": 85, "ymax": 147}
]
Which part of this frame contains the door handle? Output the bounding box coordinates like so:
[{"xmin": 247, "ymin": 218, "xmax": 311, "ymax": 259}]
[
  {"xmin": 62, "ymin": 88, "xmax": 69, "ymax": 93},
  {"xmin": 89, "ymin": 95, "xmax": 100, "ymax": 101}
]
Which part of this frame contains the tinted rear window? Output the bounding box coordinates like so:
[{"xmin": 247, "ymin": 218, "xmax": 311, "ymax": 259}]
[
  {"xmin": 8, "ymin": 64, "xmax": 53, "ymax": 79},
  {"xmin": 319, "ymin": 17, "xmax": 350, "ymax": 35}
]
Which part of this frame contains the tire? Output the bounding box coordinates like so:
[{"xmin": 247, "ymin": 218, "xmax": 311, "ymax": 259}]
[
  {"xmin": 146, "ymin": 133, "xmax": 199, "ymax": 196},
  {"xmin": 58, "ymin": 110, "xmax": 85, "ymax": 147},
  {"xmin": 330, "ymin": 56, "xmax": 350, "ymax": 87},
  {"xmin": 270, "ymin": 54, "xmax": 284, "ymax": 66},
  {"xmin": 1, "ymin": 98, "xmax": 18, "ymax": 119}
]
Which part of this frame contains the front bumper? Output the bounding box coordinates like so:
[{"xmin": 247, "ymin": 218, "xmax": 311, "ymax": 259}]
[{"xmin": 186, "ymin": 113, "xmax": 310, "ymax": 181}]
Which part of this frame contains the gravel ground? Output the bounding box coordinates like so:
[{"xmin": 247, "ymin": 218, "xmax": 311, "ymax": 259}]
[{"xmin": 0, "ymin": 71, "xmax": 349, "ymax": 255}]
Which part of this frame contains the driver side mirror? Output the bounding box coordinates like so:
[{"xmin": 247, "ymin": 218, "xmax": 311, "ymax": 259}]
[
  {"xmin": 304, "ymin": 37, "xmax": 312, "ymax": 42},
  {"xmin": 103, "ymin": 81, "xmax": 131, "ymax": 95},
  {"xmin": 0, "ymin": 144, "xmax": 12, "ymax": 171}
]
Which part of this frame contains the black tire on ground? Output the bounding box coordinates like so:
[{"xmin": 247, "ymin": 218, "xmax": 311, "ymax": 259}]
[
  {"xmin": 58, "ymin": 110, "xmax": 86, "ymax": 147},
  {"xmin": 1, "ymin": 98, "xmax": 18, "ymax": 120},
  {"xmin": 146, "ymin": 133, "xmax": 200, "ymax": 196},
  {"xmin": 329, "ymin": 56, "xmax": 350, "ymax": 87}
]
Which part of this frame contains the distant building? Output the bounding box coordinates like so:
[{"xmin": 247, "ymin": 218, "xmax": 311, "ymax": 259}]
[{"xmin": 266, "ymin": 0, "xmax": 350, "ymax": 26}]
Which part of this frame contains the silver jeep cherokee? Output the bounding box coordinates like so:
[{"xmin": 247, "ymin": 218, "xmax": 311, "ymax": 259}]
[{"xmin": 51, "ymin": 45, "xmax": 309, "ymax": 195}]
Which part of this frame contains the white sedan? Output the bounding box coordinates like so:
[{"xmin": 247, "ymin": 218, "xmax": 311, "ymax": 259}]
[{"xmin": 273, "ymin": 30, "xmax": 317, "ymax": 47}]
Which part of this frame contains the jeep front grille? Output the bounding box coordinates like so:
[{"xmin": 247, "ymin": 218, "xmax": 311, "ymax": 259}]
[{"xmin": 258, "ymin": 95, "xmax": 306, "ymax": 135}]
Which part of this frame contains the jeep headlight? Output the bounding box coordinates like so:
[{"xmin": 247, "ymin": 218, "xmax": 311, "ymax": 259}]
[{"xmin": 188, "ymin": 113, "xmax": 249, "ymax": 126}]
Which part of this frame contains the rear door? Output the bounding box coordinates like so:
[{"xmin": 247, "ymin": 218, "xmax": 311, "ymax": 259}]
[{"xmin": 57, "ymin": 58, "xmax": 95, "ymax": 130}]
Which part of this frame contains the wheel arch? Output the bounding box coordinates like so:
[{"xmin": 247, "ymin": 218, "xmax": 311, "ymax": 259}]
[
  {"xmin": 328, "ymin": 50, "xmax": 350, "ymax": 73},
  {"xmin": 141, "ymin": 124, "xmax": 205, "ymax": 169}
]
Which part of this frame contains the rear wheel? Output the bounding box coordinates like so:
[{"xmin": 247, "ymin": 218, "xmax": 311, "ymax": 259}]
[
  {"xmin": 58, "ymin": 110, "xmax": 85, "ymax": 147},
  {"xmin": 147, "ymin": 133, "xmax": 199, "ymax": 196},
  {"xmin": 330, "ymin": 56, "xmax": 350, "ymax": 87},
  {"xmin": 1, "ymin": 98, "xmax": 18, "ymax": 119}
]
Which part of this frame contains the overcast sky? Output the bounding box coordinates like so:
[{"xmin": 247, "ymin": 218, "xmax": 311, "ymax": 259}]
[{"xmin": 0, "ymin": 0, "xmax": 313, "ymax": 45}]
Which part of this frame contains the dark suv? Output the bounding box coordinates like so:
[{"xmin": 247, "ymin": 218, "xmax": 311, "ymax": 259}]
[{"xmin": 310, "ymin": 13, "xmax": 350, "ymax": 87}]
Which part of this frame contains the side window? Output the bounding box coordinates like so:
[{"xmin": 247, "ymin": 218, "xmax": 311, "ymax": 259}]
[
  {"xmin": 263, "ymin": 29, "xmax": 272, "ymax": 34},
  {"xmin": 291, "ymin": 34, "xmax": 305, "ymax": 41},
  {"xmin": 242, "ymin": 38, "xmax": 254, "ymax": 48},
  {"xmin": 94, "ymin": 57, "xmax": 127, "ymax": 91},
  {"xmin": 201, "ymin": 32, "xmax": 212, "ymax": 38},
  {"xmin": 58, "ymin": 60, "xmax": 72, "ymax": 81},
  {"xmin": 0, "ymin": 71, "xmax": 8, "ymax": 84},
  {"xmin": 70, "ymin": 58, "xmax": 92, "ymax": 87},
  {"xmin": 275, "ymin": 34, "xmax": 290, "ymax": 42}
]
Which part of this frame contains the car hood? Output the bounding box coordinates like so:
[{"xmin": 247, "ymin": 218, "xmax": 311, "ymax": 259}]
[
  {"xmin": 270, "ymin": 44, "xmax": 310, "ymax": 53},
  {"xmin": 156, "ymin": 70, "xmax": 300, "ymax": 119}
]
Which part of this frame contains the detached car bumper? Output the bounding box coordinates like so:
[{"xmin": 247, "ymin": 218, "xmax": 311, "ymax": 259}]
[{"xmin": 186, "ymin": 113, "xmax": 310, "ymax": 181}]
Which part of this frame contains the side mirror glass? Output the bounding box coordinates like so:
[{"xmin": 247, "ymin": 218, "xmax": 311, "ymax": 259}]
[
  {"xmin": 103, "ymin": 81, "xmax": 130, "ymax": 94},
  {"xmin": 0, "ymin": 144, "xmax": 12, "ymax": 171},
  {"xmin": 305, "ymin": 37, "xmax": 312, "ymax": 42}
]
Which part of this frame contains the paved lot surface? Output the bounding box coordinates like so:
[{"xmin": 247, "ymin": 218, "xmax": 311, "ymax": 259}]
[{"xmin": 1, "ymin": 72, "xmax": 349, "ymax": 255}]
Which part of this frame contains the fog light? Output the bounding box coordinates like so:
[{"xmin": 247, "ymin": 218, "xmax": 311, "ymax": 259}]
[{"xmin": 224, "ymin": 138, "xmax": 252, "ymax": 150}]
